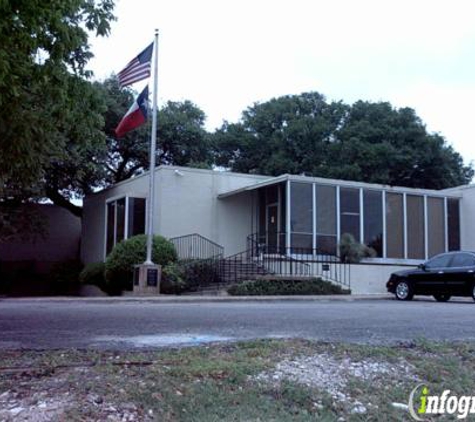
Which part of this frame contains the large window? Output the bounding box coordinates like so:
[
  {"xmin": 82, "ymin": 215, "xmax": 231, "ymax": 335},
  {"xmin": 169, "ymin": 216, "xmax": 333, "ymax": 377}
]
[
  {"xmin": 316, "ymin": 185, "xmax": 337, "ymax": 255},
  {"xmin": 406, "ymin": 195, "xmax": 425, "ymax": 259},
  {"xmin": 290, "ymin": 182, "xmax": 313, "ymax": 250},
  {"xmin": 128, "ymin": 197, "xmax": 146, "ymax": 237},
  {"xmin": 386, "ymin": 193, "xmax": 404, "ymax": 259},
  {"xmin": 447, "ymin": 199, "xmax": 460, "ymax": 251},
  {"xmin": 340, "ymin": 188, "xmax": 360, "ymax": 242},
  {"xmin": 106, "ymin": 197, "xmax": 146, "ymax": 255},
  {"xmin": 280, "ymin": 178, "xmax": 460, "ymax": 261},
  {"xmin": 427, "ymin": 197, "xmax": 445, "ymax": 258},
  {"xmin": 363, "ymin": 190, "xmax": 383, "ymax": 257}
]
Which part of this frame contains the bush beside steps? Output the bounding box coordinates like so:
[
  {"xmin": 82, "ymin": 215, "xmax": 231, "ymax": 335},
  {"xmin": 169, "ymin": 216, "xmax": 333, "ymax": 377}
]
[{"xmin": 227, "ymin": 278, "xmax": 351, "ymax": 296}]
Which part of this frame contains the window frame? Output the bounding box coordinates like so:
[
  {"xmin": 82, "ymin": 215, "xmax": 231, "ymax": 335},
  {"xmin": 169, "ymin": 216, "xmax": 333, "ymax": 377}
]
[
  {"xmin": 425, "ymin": 253, "xmax": 453, "ymax": 269},
  {"xmin": 449, "ymin": 252, "xmax": 475, "ymax": 268},
  {"xmin": 104, "ymin": 195, "xmax": 147, "ymax": 259}
]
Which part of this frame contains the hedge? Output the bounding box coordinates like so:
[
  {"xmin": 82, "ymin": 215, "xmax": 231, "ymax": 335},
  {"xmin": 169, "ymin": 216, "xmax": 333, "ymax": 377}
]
[{"xmin": 227, "ymin": 278, "xmax": 351, "ymax": 296}]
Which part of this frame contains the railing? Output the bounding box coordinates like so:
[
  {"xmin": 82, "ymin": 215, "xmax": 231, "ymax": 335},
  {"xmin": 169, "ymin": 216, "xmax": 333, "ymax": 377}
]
[
  {"xmin": 219, "ymin": 249, "xmax": 269, "ymax": 284},
  {"xmin": 169, "ymin": 234, "xmax": 224, "ymax": 291},
  {"xmin": 245, "ymin": 232, "xmax": 351, "ymax": 288},
  {"xmin": 168, "ymin": 232, "xmax": 350, "ymax": 291},
  {"xmin": 169, "ymin": 233, "xmax": 224, "ymax": 261}
]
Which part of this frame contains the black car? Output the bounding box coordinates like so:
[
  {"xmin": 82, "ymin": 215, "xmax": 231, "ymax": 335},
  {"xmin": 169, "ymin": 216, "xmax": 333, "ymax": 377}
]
[{"xmin": 386, "ymin": 251, "xmax": 475, "ymax": 301}]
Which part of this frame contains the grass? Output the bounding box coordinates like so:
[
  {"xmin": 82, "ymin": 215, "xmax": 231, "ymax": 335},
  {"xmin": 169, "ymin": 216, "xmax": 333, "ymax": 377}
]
[{"xmin": 0, "ymin": 339, "xmax": 474, "ymax": 421}]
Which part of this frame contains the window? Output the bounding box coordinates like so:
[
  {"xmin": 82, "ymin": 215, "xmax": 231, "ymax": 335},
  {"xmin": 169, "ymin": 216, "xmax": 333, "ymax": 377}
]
[
  {"xmin": 450, "ymin": 253, "xmax": 475, "ymax": 268},
  {"xmin": 116, "ymin": 198, "xmax": 126, "ymax": 244},
  {"xmin": 426, "ymin": 253, "xmax": 452, "ymax": 269},
  {"xmin": 106, "ymin": 202, "xmax": 116, "ymax": 255},
  {"xmin": 128, "ymin": 197, "xmax": 146, "ymax": 237},
  {"xmin": 363, "ymin": 190, "xmax": 383, "ymax": 257},
  {"xmin": 106, "ymin": 197, "xmax": 146, "ymax": 255},
  {"xmin": 427, "ymin": 197, "xmax": 445, "ymax": 258},
  {"xmin": 340, "ymin": 188, "xmax": 360, "ymax": 242},
  {"xmin": 290, "ymin": 182, "xmax": 313, "ymax": 251},
  {"xmin": 386, "ymin": 193, "xmax": 404, "ymax": 259},
  {"xmin": 316, "ymin": 185, "xmax": 337, "ymax": 255},
  {"xmin": 447, "ymin": 199, "xmax": 460, "ymax": 251},
  {"xmin": 406, "ymin": 195, "xmax": 425, "ymax": 259}
]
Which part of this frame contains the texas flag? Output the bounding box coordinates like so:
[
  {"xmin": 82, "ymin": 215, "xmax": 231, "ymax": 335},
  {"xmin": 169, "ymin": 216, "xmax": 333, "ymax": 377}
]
[{"xmin": 115, "ymin": 86, "xmax": 149, "ymax": 138}]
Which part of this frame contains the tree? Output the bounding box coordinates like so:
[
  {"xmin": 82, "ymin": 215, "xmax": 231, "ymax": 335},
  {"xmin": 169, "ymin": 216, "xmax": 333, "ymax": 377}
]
[
  {"xmin": 213, "ymin": 92, "xmax": 349, "ymax": 175},
  {"xmin": 213, "ymin": 93, "xmax": 473, "ymax": 189},
  {"xmin": 97, "ymin": 77, "xmax": 212, "ymax": 185},
  {"xmin": 157, "ymin": 99, "xmax": 212, "ymax": 168},
  {"xmin": 0, "ymin": 0, "xmax": 115, "ymax": 232},
  {"xmin": 96, "ymin": 77, "xmax": 149, "ymax": 185}
]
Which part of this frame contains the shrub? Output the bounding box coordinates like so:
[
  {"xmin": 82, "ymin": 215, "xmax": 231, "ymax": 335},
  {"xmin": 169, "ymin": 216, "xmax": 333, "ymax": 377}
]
[
  {"xmin": 339, "ymin": 233, "xmax": 376, "ymax": 263},
  {"xmin": 181, "ymin": 259, "xmax": 220, "ymax": 291},
  {"xmin": 161, "ymin": 263, "xmax": 189, "ymax": 294},
  {"xmin": 79, "ymin": 262, "xmax": 107, "ymax": 291},
  {"xmin": 104, "ymin": 234, "xmax": 177, "ymax": 293},
  {"xmin": 50, "ymin": 259, "xmax": 83, "ymax": 295},
  {"xmin": 227, "ymin": 278, "xmax": 351, "ymax": 296}
]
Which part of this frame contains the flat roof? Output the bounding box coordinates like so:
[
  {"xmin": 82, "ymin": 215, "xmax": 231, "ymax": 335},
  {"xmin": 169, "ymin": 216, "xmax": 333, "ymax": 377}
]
[{"xmin": 218, "ymin": 174, "xmax": 463, "ymax": 199}]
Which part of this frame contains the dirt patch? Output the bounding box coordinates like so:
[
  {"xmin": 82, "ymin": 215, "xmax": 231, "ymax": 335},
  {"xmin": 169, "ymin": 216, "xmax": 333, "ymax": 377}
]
[{"xmin": 0, "ymin": 365, "xmax": 151, "ymax": 421}]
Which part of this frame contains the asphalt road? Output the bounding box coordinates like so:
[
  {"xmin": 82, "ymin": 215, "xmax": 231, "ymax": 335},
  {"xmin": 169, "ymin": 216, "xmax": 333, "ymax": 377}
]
[{"xmin": 0, "ymin": 298, "xmax": 474, "ymax": 349}]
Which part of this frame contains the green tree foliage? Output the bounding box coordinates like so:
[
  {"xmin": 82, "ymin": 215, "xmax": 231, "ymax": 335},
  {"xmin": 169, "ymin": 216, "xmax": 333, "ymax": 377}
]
[
  {"xmin": 97, "ymin": 77, "xmax": 213, "ymax": 185},
  {"xmin": 0, "ymin": 0, "xmax": 115, "ymax": 231},
  {"xmin": 213, "ymin": 93, "xmax": 473, "ymax": 189},
  {"xmin": 95, "ymin": 77, "xmax": 148, "ymax": 184},
  {"xmin": 157, "ymin": 99, "xmax": 212, "ymax": 168}
]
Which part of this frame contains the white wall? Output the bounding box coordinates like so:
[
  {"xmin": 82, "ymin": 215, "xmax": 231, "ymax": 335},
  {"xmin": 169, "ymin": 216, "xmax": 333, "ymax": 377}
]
[
  {"xmin": 457, "ymin": 185, "xmax": 475, "ymax": 251},
  {"xmin": 350, "ymin": 264, "xmax": 416, "ymax": 294},
  {"xmin": 81, "ymin": 166, "xmax": 266, "ymax": 263},
  {"xmin": 81, "ymin": 175, "xmax": 148, "ymax": 264},
  {"xmin": 157, "ymin": 167, "xmax": 263, "ymax": 255}
]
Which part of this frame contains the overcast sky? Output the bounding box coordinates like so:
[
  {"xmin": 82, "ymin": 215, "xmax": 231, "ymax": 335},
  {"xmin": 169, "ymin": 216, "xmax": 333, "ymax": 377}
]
[{"xmin": 89, "ymin": 0, "xmax": 475, "ymax": 165}]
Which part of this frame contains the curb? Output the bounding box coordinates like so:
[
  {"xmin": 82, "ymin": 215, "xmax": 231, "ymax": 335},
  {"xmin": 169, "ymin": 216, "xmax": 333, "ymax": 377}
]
[{"xmin": 0, "ymin": 294, "xmax": 392, "ymax": 304}]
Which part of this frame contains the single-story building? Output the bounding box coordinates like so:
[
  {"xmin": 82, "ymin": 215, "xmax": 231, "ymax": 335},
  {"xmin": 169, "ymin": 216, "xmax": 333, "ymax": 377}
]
[{"xmin": 81, "ymin": 165, "xmax": 474, "ymax": 293}]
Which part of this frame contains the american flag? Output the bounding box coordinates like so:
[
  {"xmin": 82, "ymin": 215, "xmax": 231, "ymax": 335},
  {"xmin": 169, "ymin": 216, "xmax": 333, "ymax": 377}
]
[{"xmin": 117, "ymin": 42, "xmax": 153, "ymax": 88}]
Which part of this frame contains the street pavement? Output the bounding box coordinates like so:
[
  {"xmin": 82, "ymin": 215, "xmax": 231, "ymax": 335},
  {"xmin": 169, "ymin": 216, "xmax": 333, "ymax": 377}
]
[{"xmin": 0, "ymin": 297, "xmax": 474, "ymax": 349}]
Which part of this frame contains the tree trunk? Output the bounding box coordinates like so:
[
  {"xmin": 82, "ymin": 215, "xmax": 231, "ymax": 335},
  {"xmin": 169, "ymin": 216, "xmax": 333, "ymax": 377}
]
[{"xmin": 45, "ymin": 187, "xmax": 83, "ymax": 218}]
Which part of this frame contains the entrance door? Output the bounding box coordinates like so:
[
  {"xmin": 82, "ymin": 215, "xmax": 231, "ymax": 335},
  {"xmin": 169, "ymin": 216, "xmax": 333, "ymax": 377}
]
[{"xmin": 266, "ymin": 204, "xmax": 279, "ymax": 254}]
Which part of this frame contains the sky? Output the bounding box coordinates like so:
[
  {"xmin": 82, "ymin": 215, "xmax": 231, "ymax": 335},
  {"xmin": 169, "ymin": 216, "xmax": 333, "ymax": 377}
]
[{"xmin": 89, "ymin": 0, "xmax": 475, "ymax": 165}]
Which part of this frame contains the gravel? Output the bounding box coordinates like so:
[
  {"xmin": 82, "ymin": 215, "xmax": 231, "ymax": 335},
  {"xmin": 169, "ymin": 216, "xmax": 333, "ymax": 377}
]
[{"xmin": 254, "ymin": 352, "xmax": 418, "ymax": 412}]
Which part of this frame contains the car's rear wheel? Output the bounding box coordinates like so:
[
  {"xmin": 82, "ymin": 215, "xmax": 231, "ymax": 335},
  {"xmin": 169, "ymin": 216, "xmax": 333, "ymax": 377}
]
[
  {"xmin": 434, "ymin": 294, "xmax": 451, "ymax": 302},
  {"xmin": 395, "ymin": 280, "xmax": 413, "ymax": 301},
  {"xmin": 472, "ymin": 284, "xmax": 475, "ymax": 302}
]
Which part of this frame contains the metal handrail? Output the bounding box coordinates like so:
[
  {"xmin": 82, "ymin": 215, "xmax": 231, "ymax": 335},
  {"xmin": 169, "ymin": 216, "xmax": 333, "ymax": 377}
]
[
  {"xmin": 169, "ymin": 233, "xmax": 224, "ymax": 261},
  {"xmin": 244, "ymin": 232, "xmax": 351, "ymax": 288}
]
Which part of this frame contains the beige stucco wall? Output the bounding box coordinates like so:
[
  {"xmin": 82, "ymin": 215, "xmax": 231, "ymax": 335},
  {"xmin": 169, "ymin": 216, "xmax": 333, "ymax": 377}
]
[{"xmin": 81, "ymin": 166, "xmax": 267, "ymax": 264}]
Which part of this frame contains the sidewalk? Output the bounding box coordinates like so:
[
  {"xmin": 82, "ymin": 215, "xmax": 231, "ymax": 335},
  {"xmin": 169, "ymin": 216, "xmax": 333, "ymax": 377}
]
[{"xmin": 0, "ymin": 293, "xmax": 392, "ymax": 303}]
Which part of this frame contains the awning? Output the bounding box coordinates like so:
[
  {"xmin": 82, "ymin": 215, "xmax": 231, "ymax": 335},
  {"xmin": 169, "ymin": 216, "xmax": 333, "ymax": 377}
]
[{"xmin": 217, "ymin": 175, "xmax": 290, "ymax": 199}]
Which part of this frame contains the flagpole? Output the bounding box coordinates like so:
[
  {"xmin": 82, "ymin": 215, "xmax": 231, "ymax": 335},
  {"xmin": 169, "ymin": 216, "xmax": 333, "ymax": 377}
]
[{"xmin": 145, "ymin": 29, "xmax": 159, "ymax": 265}]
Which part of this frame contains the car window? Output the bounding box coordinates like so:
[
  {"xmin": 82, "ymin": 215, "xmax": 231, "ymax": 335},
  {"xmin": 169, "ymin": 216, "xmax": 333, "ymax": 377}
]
[
  {"xmin": 425, "ymin": 254, "xmax": 452, "ymax": 269},
  {"xmin": 449, "ymin": 253, "xmax": 475, "ymax": 268}
]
